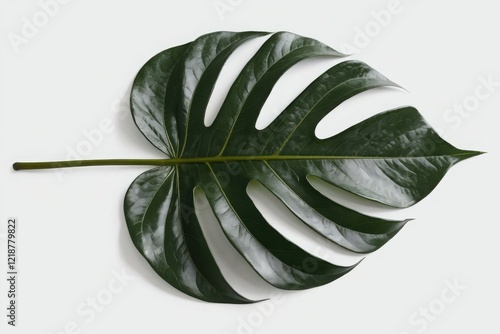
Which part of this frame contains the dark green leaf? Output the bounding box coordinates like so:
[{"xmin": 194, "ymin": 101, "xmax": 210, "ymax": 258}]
[{"xmin": 126, "ymin": 31, "xmax": 481, "ymax": 303}]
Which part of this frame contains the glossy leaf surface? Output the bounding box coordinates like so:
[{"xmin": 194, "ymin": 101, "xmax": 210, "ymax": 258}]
[{"xmin": 126, "ymin": 31, "xmax": 480, "ymax": 303}]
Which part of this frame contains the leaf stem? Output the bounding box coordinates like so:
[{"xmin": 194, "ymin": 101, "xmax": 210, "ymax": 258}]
[
  {"xmin": 12, "ymin": 150, "xmax": 483, "ymax": 171},
  {"xmin": 12, "ymin": 159, "xmax": 172, "ymax": 171}
]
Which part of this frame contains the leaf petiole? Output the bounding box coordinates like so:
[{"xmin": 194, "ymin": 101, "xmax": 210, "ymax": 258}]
[{"xmin": 12, "ymin": 159, "xmax": 173, "ymax": 171}]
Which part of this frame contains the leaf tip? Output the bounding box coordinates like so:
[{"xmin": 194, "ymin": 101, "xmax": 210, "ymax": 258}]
[
  {"xmin": 459, "ymin": 150, "xmax": 486, "ymax": 161},
  {"xmin": 354, "ymin": 257, "xmax": 366, "ymax": 266},
  {"xmin": 324, "ymin": 47, "xmax": 350, "ymax": 58}
]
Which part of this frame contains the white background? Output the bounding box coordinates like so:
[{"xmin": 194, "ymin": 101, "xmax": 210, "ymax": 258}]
[{"xmin": 1, "ymin": 0, "xmax": 498, "ymax": 333}]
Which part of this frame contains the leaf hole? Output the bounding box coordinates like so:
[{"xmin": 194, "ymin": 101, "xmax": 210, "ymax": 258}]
[
  {"xmin": 256, "ymin": 57, "xmax": 346, "ymax": 130},
  {"xmin": 246, "ymin": 180, "xmax": 363, "ymax": 267},
  {"xmin": 315, "ymin": 87, "xmax": 412, "ymax": 139},
  {"xmin": 193, "ymin": 186, "xmax": 276, "ymax": 299},
  {"xmin": 306, "ymin": 175, "xmax": 411, "ymax": 220},
  {"xmin": 204, "ymin": 36, "xmax": 270, "ymax": 127}
]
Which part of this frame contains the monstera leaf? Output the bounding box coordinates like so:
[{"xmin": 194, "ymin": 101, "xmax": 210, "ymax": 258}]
[
  {"xmin": 125, "ymin": 31, "xmax": 480, "ymax": 303},
  {"xmin": 12, "ymin": 31, "xmax": 481, "ymax": 304}
]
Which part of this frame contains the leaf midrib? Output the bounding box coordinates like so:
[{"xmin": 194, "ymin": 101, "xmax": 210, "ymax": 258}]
[{"xmin": 168, "ymin": 152, "xmax": 474, "ymax": 165}]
